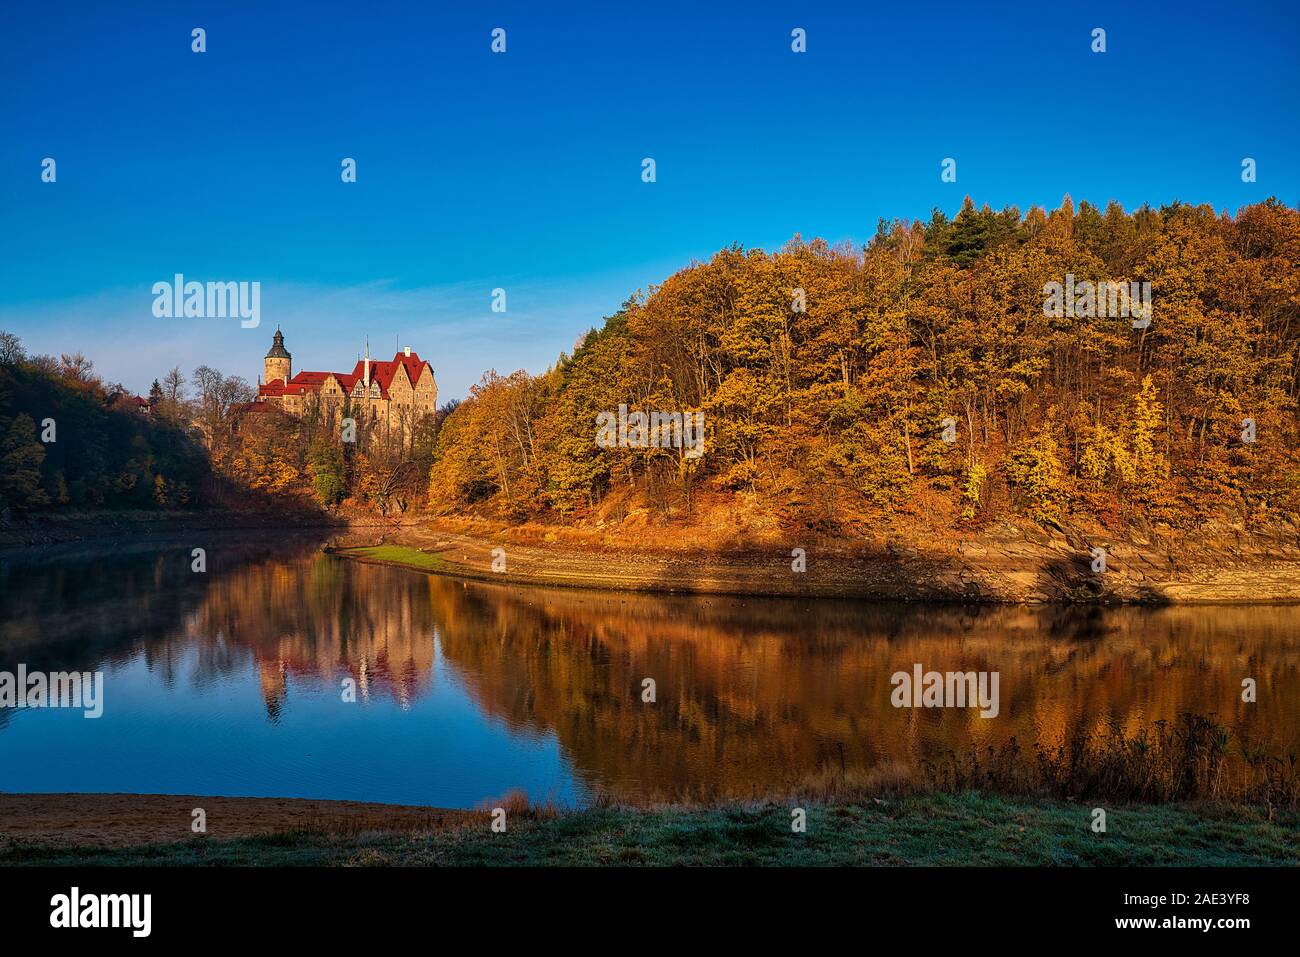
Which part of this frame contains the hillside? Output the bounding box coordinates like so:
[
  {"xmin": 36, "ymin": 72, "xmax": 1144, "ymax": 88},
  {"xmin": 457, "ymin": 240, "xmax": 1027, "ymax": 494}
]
[{"xmin": 427, "ymin": 198, "xmax": 1300, "ymax": 545}]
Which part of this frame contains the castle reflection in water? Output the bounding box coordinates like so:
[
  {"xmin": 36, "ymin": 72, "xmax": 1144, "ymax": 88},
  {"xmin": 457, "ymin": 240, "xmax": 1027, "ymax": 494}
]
[{"xmin": 2, "ymin": 539, "xmax": 1298, "ymax": 805}]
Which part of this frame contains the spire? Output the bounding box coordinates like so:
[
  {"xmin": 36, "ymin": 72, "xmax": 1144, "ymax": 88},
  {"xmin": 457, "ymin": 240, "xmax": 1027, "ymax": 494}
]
[{"xmin": 266, "ymin": 327, "xmax": 291, "ymax": 359}]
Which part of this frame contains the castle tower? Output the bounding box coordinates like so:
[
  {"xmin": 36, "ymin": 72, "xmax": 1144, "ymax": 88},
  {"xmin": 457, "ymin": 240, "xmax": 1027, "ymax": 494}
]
[{"xmin": 264, "ymin": 327, "xmax": 291, "ymax": 385}]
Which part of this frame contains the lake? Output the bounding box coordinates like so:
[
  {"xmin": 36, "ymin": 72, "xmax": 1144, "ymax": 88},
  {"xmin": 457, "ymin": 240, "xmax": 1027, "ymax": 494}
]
[{"xmin": 1, "ymin": 537, "xmax": 1297, "ymax": 808}]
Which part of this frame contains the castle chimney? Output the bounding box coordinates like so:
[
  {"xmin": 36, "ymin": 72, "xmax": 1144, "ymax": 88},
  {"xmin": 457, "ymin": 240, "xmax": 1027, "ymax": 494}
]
[
  {"xmin": 404, "ymin": 346, "xmax": 411, "ymax": 358},
  {"xmin": 363, "ymin": 337, "xmax": 371, "ymax": 390}
]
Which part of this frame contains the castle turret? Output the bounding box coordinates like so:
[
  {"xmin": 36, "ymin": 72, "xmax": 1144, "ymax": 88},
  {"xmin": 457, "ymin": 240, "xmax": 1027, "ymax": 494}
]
[{"xmin": 264, "ymin": 327, "xmax": 291, "ymax": 385}]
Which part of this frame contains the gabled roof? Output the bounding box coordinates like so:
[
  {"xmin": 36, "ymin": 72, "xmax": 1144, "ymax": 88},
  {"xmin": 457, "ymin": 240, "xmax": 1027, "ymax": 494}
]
[
  {"xmin": 345, "ymin": 352, "xmax": 433, "ymax": 397},
  {"xmin": 256, "ymin": 350, "xmax": 433, "ymax": 400},
  {"xmin": 393, "ymin": 351, "xmax": 430, "ymax": 386},
  {"xmin": 344, "ymin": 362, "xmax": 390, "ymax": 399},
  {"xmin": 372, "ymin": 361, "xmax": 400, "ymax": 392}
]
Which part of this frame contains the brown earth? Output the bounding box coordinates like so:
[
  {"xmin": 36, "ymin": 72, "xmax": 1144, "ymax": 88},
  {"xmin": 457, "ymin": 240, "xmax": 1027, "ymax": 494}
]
[
  {"xmin": 330, "ymin": 516, "xmax": 1300, "ymax": 603},
  {"xmin": 0, "ymin": 793, "xmax": 471, "ymax": 848},
  {"xmin": 4, "ymin": 509, "xmax": 1299, "ymax": 602}
]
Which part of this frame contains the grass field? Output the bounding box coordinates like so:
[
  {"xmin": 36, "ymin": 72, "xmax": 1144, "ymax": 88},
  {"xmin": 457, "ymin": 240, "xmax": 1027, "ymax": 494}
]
[
  {"xmin": 4, "ymin": 793, "xmax": 1296, "ymax": 867},
  {"xmin": 337, "ymin": 544, "xmax": 465, "ymax": 574}
]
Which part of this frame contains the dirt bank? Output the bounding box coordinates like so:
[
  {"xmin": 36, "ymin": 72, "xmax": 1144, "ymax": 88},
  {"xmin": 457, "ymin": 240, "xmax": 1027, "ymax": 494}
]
[
  {"xmin": 330, "ymin": 517, "xmax": 1300, "ymax": 603},
  {"xmin": 4, "ymin": 510, "xmax": 1298, "ymax": 602},
  {"xmin": 0, "ymin": 793, "xmax": 472, "ymax": 847}
]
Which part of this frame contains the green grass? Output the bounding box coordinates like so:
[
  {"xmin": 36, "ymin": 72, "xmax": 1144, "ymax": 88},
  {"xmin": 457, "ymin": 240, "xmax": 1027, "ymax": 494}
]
[
  {"xmin": 338, "ymin": 545, "xmax": 463, "ymax": 574},
  {"xmin": 5, "ymin": 794, "xmax": 1297, "ymax": 867}
]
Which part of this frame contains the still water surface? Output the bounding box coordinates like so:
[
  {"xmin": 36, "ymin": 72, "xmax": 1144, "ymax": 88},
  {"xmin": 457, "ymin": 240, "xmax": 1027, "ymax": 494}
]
[{"xmin": 1, "ymin": 538, "xmax": 1297, "ymax": 808}]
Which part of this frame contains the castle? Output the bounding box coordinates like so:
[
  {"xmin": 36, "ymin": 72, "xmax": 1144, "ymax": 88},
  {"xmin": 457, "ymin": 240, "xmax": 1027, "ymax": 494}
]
[{"xmin": 255, "ymin": 328, "xmax": 438, "ymax": 429}]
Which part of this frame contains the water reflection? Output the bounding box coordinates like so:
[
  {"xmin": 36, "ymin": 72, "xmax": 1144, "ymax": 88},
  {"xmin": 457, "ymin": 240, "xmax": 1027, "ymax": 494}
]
[{"xmin": 1, "ymin": 543, "xmax": 1297, "ymax": 807}]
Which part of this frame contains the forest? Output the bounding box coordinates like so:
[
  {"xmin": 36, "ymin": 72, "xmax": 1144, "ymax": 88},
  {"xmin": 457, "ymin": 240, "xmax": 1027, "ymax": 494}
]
[
  {"xmin": 0, "ymin": 337, "xmax": 208, "ymax": 513},
  {"xmin": 428, "ymin": 197, "xmax": 1300, "ymax": 535},
  {"xmin": 4, "ymin": 197, "xmax": 1298, "ymax": 538}
]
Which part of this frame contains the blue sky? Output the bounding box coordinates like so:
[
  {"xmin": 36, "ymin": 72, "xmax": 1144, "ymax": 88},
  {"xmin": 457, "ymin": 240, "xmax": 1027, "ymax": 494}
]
[{"xmin": 1, "ymin": 0, "xmax": 1296, "ymax": 400}]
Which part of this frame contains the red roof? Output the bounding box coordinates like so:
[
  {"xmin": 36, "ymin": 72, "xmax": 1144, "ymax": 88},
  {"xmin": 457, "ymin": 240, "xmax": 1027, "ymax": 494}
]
[
  {"xmin": 258, "ymin": 379, "xmax": 310, "ymax": 397},
  {"xmin": 258, "ymin": 371, "xmax": 343, "ymax": 398},
  {"xmin": 346, "ymin": 361, "xmax": 389, "ymax": 398},
  {"xmin": 236, "ymin": 401, "xmax": 275, "ymax": 414},
  {"xmin": 258, "ymin": 352, "xmax": 432, "ymax": 401}
]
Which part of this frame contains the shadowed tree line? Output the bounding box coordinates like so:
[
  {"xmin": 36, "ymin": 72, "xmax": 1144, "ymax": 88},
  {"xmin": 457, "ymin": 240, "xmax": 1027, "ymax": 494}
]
[
  {"xmin": 429, "ymin": 198, "xmax": 1300, "ymax": 534},
  {"xmin": 0, "ymin": 336, "xmax": 210, "ymax": 513},
  {"xmin": 0, "ymin": 332, "xmax": 452, "ymax": 517}
]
